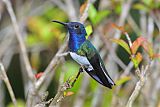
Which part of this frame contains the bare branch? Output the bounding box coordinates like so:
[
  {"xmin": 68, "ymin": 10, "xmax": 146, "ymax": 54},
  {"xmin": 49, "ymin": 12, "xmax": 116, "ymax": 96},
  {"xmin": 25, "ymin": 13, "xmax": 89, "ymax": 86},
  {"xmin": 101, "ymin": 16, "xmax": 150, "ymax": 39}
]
[
  {"xmin": 126, "ymin": 64, "xmax": 151, "ymax": 107},
  {"xmin": 35, "ymin": 41, "xmax": 68, "ymax": 90},
  {"xmin": 2, "ymin": 0, "xmax": 35, "ymax": 83},
  {"xmin": 65, "ymin": 0, "xmax": 78, "ymax": 20},
  {"xmin": 80, "ymin": 0, "xmax": 92, "ymax": 23},
  {"xmin": 0, "ymin": 62, "xmax": 17, "ymax": 107},
  {"xmin": 56, "ymin": 52, "xmax": 70, "ymax": 57},
  {"xmin": 124, "ymin": 32, "xmax": 132, "ymax": 48}
]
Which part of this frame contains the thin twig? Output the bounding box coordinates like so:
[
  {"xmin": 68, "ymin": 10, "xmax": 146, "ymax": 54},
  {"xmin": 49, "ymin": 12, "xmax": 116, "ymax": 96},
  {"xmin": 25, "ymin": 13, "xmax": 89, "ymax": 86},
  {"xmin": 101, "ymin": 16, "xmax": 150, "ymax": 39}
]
[
  {"xmin": 48, "ymin": 81, "xmax": 71, "ymax": 107},
  {"xmin": 126, "ymin": 64, "xmax": 150, "ymax": 107},
  {"xmin": 2, "ymin": 0, "xmax": 35, "ymax": 83},
  {"xmin": 35, "ymin": 41, "xmax": 68, "ymax": 90},
  {"xmin": 124, "ymin": 32, "xmax": 132, "ymax": 48},
  {"xmin": 56, "ymin": 52, "xmax": 69, "ymax": 57},
  {"xmin": 0, "ymin": 80, "xmax": 5, "ymax": 107},
  {"xmin": 127, "ymin": 15, "xmax": 141, "ymax": 36},
  {"xmin": 0, "ymin": 62, "xmax": 17, "ymax": 107},
  {"xmin": 80, "ymin": 0, "xmax": 92, "ymax": 23},
  {"xmin": 65, "ymin": 0, "xmax": 78, "ymax": 20}
]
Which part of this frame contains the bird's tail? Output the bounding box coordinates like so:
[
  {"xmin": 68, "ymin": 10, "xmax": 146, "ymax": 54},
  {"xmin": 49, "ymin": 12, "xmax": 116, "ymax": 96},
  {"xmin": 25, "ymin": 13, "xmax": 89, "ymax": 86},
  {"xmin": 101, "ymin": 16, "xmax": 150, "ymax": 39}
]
[{"xmin": 85, "ymin": 68, "xmax": 115, "ymax": 89}]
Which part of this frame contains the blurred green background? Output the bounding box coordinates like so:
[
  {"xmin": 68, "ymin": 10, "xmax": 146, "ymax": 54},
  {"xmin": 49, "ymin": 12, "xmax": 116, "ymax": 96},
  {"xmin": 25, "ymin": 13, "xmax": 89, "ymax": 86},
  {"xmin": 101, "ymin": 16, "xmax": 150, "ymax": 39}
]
[{"xmin": 0, "ymin": 0, "xmax": 160, "ymax": 107}]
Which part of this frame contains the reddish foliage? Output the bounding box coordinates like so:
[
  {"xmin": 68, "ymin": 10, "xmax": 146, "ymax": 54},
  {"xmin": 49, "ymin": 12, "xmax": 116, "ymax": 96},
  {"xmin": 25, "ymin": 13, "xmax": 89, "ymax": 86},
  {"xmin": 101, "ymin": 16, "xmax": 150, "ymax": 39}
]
[
  {"xmin": 111, "ymin": 23, "xmax": 126, "ymax": 33},
  {"xmin": 153, "ymin": 54, "xmax": 160, "ymax": 58},
  {"xmin": 80, "ymin": 1, "xmax": 87, "ymax": 15},
  {"xmin": 131, "ymin": 52, "xmax": 143, "ymax": 68},
  {"xmin": 141, "ymin": 41, "xmax": 154, "ymax": 58},
  {"xmin": 131, "ymin": 37, "xmax": 146, "ymax": 54},
  {"xmin": 136, "ymin": 52, "xmax": 143, "ymax": 63},
  {"xmin": 64, "ymin": 91, "xmax": 74, "ymax": 97},
  {"xmin": 112, "ymin": 23, "xmax": 155, "ymax": 59},
  {"xmin": 35, "ymin": 72, "xmax": 43, "ymax": 79}
]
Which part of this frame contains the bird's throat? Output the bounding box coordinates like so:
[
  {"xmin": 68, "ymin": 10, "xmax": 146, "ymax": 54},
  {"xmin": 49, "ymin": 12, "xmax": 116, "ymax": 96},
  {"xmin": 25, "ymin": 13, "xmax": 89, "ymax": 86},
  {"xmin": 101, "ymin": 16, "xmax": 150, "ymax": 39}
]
[{"xmin": 68, "ymin": 33, "xmax": 86, "ymax": 52}]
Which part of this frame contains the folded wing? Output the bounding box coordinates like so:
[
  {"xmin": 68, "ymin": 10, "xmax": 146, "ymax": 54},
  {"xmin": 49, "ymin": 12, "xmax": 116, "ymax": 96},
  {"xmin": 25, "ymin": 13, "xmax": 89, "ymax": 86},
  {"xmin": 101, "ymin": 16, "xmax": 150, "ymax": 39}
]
[{"xmin": 81, "ymin": 40, "xmax": 115, "ymax": 88}]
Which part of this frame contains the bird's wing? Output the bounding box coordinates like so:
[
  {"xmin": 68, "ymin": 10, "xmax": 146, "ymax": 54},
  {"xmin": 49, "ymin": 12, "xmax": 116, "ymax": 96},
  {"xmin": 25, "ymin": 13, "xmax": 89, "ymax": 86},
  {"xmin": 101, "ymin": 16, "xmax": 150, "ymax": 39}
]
[{"xmin": 79, "ymin": 40, "xmax": 115, "ymax": 88}]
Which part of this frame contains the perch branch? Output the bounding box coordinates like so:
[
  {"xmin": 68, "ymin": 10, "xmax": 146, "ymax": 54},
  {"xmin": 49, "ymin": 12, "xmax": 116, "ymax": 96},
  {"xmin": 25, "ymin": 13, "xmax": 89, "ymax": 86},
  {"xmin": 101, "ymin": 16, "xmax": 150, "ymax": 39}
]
[
  {"xmin": 35, "ymin": 41, "xmax": 68, "ymax": 90},
  {"xmin": 49, "ymin": 67, "xmax": 83, "ymax": 107},
  {"xmin": 80, "ymin": 0, "xmax": 92, "ymax": 23}
]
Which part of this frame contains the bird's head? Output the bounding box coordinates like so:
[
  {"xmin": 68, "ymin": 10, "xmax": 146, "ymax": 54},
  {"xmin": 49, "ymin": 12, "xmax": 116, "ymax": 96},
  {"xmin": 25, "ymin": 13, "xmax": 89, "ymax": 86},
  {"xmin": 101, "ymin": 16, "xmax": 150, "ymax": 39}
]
[{"xmin": 52, "ymin": 20, "xmax": 87, "ymax": 36}]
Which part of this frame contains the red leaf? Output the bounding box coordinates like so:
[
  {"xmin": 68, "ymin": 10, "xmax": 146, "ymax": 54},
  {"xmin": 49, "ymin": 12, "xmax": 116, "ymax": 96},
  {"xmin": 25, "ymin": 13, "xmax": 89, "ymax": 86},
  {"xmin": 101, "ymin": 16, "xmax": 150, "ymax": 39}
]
[
  {"xmin": 141, "ymin": 40, "xmax": 154, "ymax": 58},
  {"xmin": 153, "ymin": 54, "xmax": 160, "ymax": 58},
  {"xmin": 35, "ymin": 72, "xmax": 43, "ymax": 79},
  {"xmin": 111, "ymin": 23, "xmax": 126, "ymax": 33},
  {"xmin": 80, "ymin": 1, "xmax": 87, "ymax": 15},
  {"xmin": 64, "ymin": 91, "xmax": 74, "ymax": 97},
  {"xmin": 131, "ymin": 37, "xmax": 146, "ymax": 54}
]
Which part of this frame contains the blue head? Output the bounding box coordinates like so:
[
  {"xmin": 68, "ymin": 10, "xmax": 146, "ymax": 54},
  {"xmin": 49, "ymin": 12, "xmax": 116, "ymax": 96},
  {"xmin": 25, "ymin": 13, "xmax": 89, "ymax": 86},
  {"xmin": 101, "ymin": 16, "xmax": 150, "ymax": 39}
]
[{"xmin": 52, "ymin": 20, "xmax": 87, "ymax": 52}]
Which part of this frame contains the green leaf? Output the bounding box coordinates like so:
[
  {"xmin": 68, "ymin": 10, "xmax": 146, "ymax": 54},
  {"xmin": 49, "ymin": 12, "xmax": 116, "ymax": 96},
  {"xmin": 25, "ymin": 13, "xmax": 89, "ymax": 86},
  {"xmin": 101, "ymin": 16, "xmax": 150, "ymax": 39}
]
[
  {"xmin": 94, "ymin": 10, "xmax": 110, "ymax": 25},
  {"xmin": 115, "ymin": 4, "xmax": 122, "ymax": 14},
  {"xmin": 62, "ymin": 61, "xmax": 82, "ymax": 93},
  {"xmin": 142, "ymin": 0, "xmax": 153, "ymax": 6},
  {"xmin": 40, "ymin": 25, "xmax": 53, "ymax": 44},
  {"xmin": 89, "ymin": 4, "xmax": 110, "ymax": 25},
  {"xmin": 111, "ymin": 39, "xmax": 131, "ymax": 54},
  {"xmin": 102, "ymin": 90, "xmax": 113, "ymax": 107},
  {"xmin": 7, "ymin": 99, "xmax": 25, "ymax": 107},
  {"xmin": 90, "ymin": 77, "xmax": 98, "ymax": 91},
  {"xmin": 155, "ymin": 2, "xmax": 160, "ymax": 9},
  {"xmin": 43, "ymin": 7, "xmax": 67, "ymax": 21},
  {"xmin": 131, "ymin": 53, "xmax": 142, "ymax": 68},
  {"xmin": 88, "ymin": 4, "xmax": 97, "ymax": 25},
  {"xmin": 133, "ymin": 3, "xmax": 149, "ymax": 12},
  {"xmin": 116, "ymin": 76, "xmax": 131, "ymax": 86},
  {"xmin": 26, "ymin": 34, "xmax": 39, "ymax": 46},
  {"xmin": 131, "ymin": 57, "xmax": 139, "ymax": 68},
  {"xmin": 85, "ymin": 25, "xmax": 93, "ymax": 39},
  {"xmin": 88, "ymin": 4, "xmax": 97, "ymax": 19}
]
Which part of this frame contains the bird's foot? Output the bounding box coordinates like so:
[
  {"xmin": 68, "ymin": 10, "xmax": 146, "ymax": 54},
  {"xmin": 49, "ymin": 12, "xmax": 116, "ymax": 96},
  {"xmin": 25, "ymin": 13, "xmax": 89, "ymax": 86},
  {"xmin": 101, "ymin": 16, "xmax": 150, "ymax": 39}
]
[
  {"xmin": 70, "ymin": 68, "xmax": 82, "ymax": 87},
  {"xmin": 64, "ymin": 67, "xmax": 83, "ymax": 89}
]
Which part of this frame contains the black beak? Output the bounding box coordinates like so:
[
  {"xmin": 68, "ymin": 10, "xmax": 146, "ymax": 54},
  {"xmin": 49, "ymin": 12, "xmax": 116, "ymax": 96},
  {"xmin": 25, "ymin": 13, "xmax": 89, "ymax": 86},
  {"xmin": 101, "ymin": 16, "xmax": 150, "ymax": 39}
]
[{"xmin": 52, "ymin": 20, "xmax": 67, "ymax": 26}]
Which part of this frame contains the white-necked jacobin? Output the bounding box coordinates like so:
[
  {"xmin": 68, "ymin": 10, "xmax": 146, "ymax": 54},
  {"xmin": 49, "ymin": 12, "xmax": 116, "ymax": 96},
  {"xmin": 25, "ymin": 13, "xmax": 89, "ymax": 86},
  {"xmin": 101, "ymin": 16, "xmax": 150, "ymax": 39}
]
[{"xmin": 52, "ymin": 20, "xmax": 115, "ymax": 89}]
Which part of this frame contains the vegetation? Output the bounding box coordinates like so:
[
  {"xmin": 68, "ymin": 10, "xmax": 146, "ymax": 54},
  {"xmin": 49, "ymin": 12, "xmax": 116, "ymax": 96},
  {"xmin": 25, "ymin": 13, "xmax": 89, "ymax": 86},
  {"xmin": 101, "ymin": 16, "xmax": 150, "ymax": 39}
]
[{"xmin": 0, "ymin": 0, "xmax": 160, "ymax": 107}]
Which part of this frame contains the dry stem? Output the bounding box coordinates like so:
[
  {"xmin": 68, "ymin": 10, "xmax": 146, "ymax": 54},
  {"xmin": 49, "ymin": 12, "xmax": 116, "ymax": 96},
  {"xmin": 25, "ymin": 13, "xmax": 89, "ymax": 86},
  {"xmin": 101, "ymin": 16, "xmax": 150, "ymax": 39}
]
[{"xmin": 0, "ymin": 62, "xmax": 17, "ymax": 107}]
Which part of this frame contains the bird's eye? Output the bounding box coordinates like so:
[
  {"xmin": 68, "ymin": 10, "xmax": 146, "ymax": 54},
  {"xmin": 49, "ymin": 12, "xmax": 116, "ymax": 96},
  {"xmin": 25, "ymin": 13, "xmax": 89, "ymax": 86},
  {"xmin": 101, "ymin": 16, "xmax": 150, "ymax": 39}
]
[{"xmin": 74, "ymin": 25, "xmax": 79, "ymax": 29}]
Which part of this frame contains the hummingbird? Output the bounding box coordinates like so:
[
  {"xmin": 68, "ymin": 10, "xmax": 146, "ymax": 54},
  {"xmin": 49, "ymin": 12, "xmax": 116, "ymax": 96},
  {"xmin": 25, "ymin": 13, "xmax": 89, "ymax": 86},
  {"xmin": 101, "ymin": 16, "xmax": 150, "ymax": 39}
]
[{"xmin": 52, "ymin": 20, "xmax": 115, "ymax": 89}]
